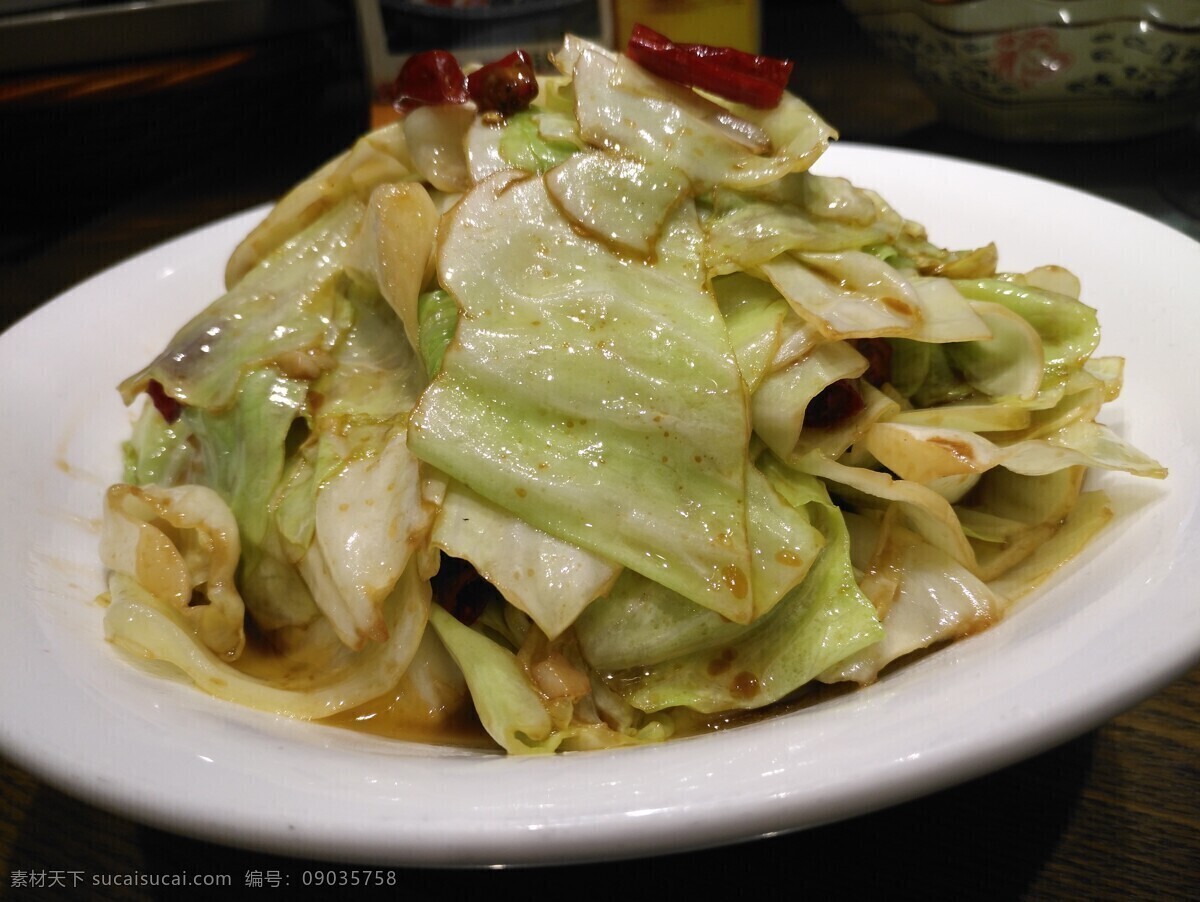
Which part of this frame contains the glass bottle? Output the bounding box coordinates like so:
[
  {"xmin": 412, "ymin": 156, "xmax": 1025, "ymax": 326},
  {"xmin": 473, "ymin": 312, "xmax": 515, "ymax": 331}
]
[{"xmin": 610, "ymin": 0, "xmax": 761, "ymax": 54}]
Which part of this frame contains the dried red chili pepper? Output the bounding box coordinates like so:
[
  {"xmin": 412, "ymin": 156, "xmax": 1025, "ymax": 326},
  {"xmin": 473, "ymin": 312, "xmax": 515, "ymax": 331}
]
[
  {"xmin": 146, "ymin": 379, "xmax": 183, "ymax": 424},
  {"xmin": 625, "ymin": 24, "xmax": 794, "ymax": 109},
  {"xmin": 391, "ymin": 49, "xmax": 469, "ymax": 114},
  {"xmin": 431, "ymin": 555, "xmax": 501, "ymax": 626},
  {"xmin": 850, "ymin": 337, "xmax": 893, "ymax": 387},
  {"xmin": 467, "ymin": 49, "xmax": 539, "ymax": 116},
  {"xmin": 804, "ymin": 379, "xmax": 864, "ymax": 429}
]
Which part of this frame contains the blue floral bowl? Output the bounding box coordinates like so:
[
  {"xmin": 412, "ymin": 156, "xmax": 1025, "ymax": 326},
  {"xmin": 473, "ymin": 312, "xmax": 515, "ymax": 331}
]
[{"xmin": 840, "ymin": 0, "xmax": 1200, "ymax": 140}]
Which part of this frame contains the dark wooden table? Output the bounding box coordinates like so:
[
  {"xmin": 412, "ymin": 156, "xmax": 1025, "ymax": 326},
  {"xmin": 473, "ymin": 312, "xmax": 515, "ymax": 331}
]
[{"xmin": 2, "ymin": 5, "xmax": 1197, "ymax": 898}]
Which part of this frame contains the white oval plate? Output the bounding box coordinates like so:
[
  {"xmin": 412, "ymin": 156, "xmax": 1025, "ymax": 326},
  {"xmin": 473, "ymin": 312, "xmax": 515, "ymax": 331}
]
[{"xmin": 1, "ymin": 145, "xmax": 1197, "ymax": 867}]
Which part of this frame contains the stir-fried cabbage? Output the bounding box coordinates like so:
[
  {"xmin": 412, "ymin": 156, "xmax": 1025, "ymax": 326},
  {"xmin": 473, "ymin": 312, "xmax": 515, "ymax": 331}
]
[{"xmin": 100, "ymin": 35, "xmax": 1166, "ymax": 754}]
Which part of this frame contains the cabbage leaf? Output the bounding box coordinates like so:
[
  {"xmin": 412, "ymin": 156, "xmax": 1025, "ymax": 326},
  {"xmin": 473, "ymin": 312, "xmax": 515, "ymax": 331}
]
[{"xmin": 409, "ymin": 171, "xmax": 756, "ymax": 623}]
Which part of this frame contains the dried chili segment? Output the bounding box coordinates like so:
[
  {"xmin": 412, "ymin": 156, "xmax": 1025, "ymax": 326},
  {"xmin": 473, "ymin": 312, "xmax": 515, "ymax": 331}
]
[
  {"xmin": 850, "ymin": 337, "xmax": 893, "ymax": 387},
  {"xmin": 392, "ymin": 47, "xmax": 539, "ymax": 117},
  {"xmin": 467, "ymin": 49, "xmax": 539, "ymax": 116},
  {"xmin": 431, "ymin": 555, "xmax": 502, "ymax": 626},
  {"xmin": 146, "ymin": 379, "xmax": 183, "ymax": 424},
  {"xmin": 626, "ymin": 24, "xmax": 794, "ymax": 109},
  {"xmin": 804, "ymin": 379, "xmax": 864, "ymax": 429},
  {"xmin": 392, "ymin": 49, "xmax": 469, "ymax": 113}
]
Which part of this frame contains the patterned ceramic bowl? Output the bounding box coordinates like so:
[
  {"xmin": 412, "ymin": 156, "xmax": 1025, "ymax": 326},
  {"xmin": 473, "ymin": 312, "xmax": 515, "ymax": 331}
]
[{"xmin": 840, "ymin": 0, "xmax": 1200, "ymax": 140}]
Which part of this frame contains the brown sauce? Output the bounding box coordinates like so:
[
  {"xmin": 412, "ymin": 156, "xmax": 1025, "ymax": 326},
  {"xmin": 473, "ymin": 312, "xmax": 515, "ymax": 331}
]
[
  {"xmin": 216, "ymin": 555, "xmax": 971, "ymax": 753},
  {"xmin": 229, "ymin": 624, "xmax": 502, "ymax": 750},
  {"xmin": 670, "ymin": 679, "xmax": 860, "ymax": 737},
  {"xmin": 324, "ymin": 689, "xmax": 498, "ymax": 751},
  {"xmin": 224, "ymin": 632, "xmax": 961, "ymax": 752}
]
